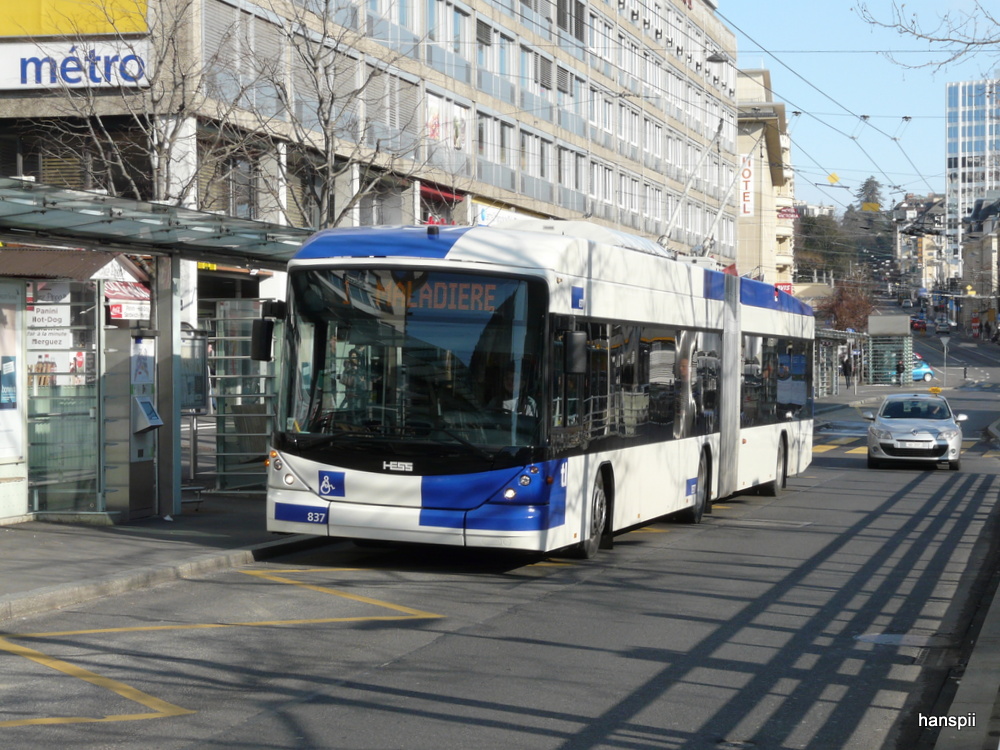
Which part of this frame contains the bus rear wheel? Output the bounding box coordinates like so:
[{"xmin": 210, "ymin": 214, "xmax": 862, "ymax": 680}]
[
  {"xmin": 762, "ymin": 439, "xmax": 787, "ymax": 497},
  {"xmin": 677, "ymin": 451, "xmax": 710, "ymax": 524},
  {"xmin": 571, "ymin": 472, "xmax": 608, "ymax": 559}
]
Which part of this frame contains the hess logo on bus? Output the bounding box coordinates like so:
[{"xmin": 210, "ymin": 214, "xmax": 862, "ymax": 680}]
[{"xmin": 383, "ymin": 461, "xmax": 414, "ymax": 472}]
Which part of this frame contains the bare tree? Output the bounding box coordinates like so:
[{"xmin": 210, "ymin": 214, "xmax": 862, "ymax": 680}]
[
  {"xmin": 855, "ymin": 2, "xmax": 1000, "ymax": 70},
  {"xmin": 243, "ymin": 0, "xmax": 476, "ymax": 228},
  {"xmin": 12, "ymin": 0, "xmax": 255, "ymax": 207},
  {"xmin": 13, "ymin": 0, "xmax": 474, "ymax": 228},
  {"xmin": 815, "ymin": 274, "xmax": 878, "ymax": 332},
  {"xmin": 242, "ymin": 0, "xmax": 430, "ymax": 228}
]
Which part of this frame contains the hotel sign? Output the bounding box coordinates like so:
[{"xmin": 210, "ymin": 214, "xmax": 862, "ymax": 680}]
[
  {"xmin": 1, "ymin": 1, "xmax": 150, "ymax": 90},
  {"xmin": 739, "ymin": 154, "xmax": 754, "ymax": 217}
]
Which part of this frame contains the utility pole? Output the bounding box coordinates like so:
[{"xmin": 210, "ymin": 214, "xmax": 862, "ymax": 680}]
[{"xmin": 659, "ymin": 119, "xmax": 725, "ymax": 250}]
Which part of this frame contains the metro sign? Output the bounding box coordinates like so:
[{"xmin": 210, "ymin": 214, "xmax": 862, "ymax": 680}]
[
  {"xmin": 2, "ymin": 41, "xmax": 150, "ymax": 89},
  {"xmin": 1, "ymin": 1, "xmax": 150, "ymax": 90}
]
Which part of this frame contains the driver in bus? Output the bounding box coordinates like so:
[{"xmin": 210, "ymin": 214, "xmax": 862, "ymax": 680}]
[{"xmin": 492, "ymin": 364, "xmax": 538, "ymax": 416}]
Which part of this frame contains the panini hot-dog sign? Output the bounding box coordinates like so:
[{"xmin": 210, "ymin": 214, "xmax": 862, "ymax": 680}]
[{"xmin": 1, "ymin": 1, "xmax": 150, "ymax": 90}]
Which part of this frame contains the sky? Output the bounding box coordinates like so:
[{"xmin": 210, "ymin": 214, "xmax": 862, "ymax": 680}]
[{"xmin": 717, "ymin": 1, "xmax": 999, "ymax": 214}]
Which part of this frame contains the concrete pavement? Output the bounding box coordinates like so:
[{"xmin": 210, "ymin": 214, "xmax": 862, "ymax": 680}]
[{"xmin": 0, "ymin": 380, "xmax": 995, "ymax": 749}]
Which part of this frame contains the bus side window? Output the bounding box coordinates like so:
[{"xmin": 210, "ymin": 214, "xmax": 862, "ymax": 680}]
[
  {"xmin": 551, "ymin": 328, "xmax": 585, "ymax": 449},
  {"xmin": 586, "ymin": 323, "xmax": 609, "ymax": 440}
]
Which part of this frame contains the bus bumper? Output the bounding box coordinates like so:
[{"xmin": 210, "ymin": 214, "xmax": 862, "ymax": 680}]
[{"xmin": 269, "ymin": 489, "xmax": 557, "ymax": 551}]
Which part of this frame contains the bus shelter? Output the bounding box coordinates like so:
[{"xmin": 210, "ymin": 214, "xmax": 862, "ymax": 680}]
[
  {"xmin": 814, "ymin": 328, "xmax": 867, "ymax": 397},
  {"xmin": 0, "ymin": 177, "xmax": 310, "ymax": 524}
]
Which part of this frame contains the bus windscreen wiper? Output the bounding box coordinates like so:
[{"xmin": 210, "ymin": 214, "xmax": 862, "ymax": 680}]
[
  {"xmin": 428, "ymin": 425, "xmax": 496, "ymax": 462},
  {"xmin": 285, "ymin": 432, "xmax": 369, "ymax": 451}
]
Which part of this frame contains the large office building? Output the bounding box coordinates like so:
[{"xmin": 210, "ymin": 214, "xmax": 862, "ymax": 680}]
[
  {"xmin": 945, "ymin": 77, "xmax": 1000, "ymax": 277},
  {"xmin": 0, "ymin": 0, "xmax": 740, "ymax": 258}
]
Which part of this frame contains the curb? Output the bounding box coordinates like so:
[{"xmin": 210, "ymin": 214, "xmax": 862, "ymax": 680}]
[{"xmin": 0, "ymin": 534, "xmax": 335, "ymax": 623}]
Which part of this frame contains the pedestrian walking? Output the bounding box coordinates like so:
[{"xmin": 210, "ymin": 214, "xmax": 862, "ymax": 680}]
[
  {"xmin": 895, "ymin": 354, "xmax": 905, "ymax": 386},
  {"xmin": 841, "ymin": 355, "xmax": 853, "ymax": 388}
]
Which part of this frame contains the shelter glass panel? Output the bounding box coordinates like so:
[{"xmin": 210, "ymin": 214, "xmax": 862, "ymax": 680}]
[{"xmin": 26, "ymin": 280, "xmax": 99, "ymax": 512}]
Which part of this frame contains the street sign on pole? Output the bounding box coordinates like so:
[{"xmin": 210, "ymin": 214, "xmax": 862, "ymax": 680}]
[{"xmin": 940, "ymin": 335, "xmax": 950, "ymax": 387}]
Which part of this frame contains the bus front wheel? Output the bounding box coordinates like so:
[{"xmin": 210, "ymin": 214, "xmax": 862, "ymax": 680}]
[{"xmin": 571, "ymin": 472, "xmax": 608, "ymax": 559}]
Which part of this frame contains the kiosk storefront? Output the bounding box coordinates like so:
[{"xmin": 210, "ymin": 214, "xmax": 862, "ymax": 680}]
[
  {"xmin": 0, "ymin": 177, "xmax": 310, "ymax": 525},
  {"xmin": 0, "ymin": 251, "xmax": 160, "ymax": 521}
]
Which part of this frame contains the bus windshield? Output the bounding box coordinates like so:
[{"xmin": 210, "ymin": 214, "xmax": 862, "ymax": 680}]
[{"xmin": 276, "ymin": 268, "xmax": 547, "ymax": 472}]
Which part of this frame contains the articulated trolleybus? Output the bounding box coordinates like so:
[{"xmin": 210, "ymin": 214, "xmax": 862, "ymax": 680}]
[{"xmin": 252, "ymin": 220, "xmax": 814, "ymax": 558}]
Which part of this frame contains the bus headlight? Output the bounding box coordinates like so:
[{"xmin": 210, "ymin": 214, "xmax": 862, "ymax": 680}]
[
  {"xmin": 283, "ymin": 474, "xmax": 296, "ymax": 486},
  {"xmin": 519, "ymin": 474, "xmax": 532, "ymax": 486},
  {"xmin": 503, "ymin": 488, "xmax": 517, "ymax": 500}
]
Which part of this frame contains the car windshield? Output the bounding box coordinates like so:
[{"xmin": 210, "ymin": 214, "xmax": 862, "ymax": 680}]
[{"xmin": 880, "ymin": 399, "xmax": 951, "ymax": 420}]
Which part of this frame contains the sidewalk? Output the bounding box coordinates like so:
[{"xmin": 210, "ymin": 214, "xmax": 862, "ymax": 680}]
[
  {"xmin": 0, "ymin": 384, "xmax": 994, "ymax": 750},
  {"xmin": 0, "ymin": 494, "xmax": 335, "ymax": 621}
]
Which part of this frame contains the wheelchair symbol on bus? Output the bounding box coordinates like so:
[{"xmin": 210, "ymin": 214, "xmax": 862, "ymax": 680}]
[{"xmin": 318, "ymin": 470, "xmax": 345, "ymax": 497}]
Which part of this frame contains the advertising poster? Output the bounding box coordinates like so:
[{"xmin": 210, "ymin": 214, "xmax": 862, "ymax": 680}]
[
  {"xmin": 0, "ymin": 283, "xmax": 23, "ymax": 462},
  {"xmin": 131, "ymin": 337, "xmax": 154, "ymax": 386}
]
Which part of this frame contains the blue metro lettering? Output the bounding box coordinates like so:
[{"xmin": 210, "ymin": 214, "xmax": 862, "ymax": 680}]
[{"xmin": 20, "ymin": 46, "xmax": 146, "ymax": 86}]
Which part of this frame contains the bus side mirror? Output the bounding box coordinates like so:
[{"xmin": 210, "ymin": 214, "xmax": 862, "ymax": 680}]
[
  {"xmin": 564, "ymin": 330, "xmax": 587, "ymax": 375},
  {"xmin": 261, "ymin": 299, "xmax": 287, "ymax": 319},
  {"xmin": 250, "ymin": 318, "xmax": 274, "ymax": 362}
]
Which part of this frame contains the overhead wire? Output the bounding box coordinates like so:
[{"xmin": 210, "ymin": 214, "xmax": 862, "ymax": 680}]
[{"xmin": 716, "ymin": 10, "xmax": 938, "ymax": 199}]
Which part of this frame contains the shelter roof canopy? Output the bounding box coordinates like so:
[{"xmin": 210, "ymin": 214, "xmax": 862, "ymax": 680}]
[{"xmin": 0, "ymin": 177, "xmax": 311, "ymax": 268}]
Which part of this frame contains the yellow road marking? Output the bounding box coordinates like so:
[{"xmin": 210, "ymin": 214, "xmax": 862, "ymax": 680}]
[
  {"xmin": 827, "ymin": 437, "xmax": 860, "ymax": 445},
  {"xmin": 0, "ymin": 637, "xmax": 194, "ymax": 727},
  {"xmin": 238, "ymin": 570, "xmax": 445, "ymax": 618},
  {"xmin": 1, "ymin": 568, "xmax": 444, "ymax": 727},
  {"xmin": 812, "ymin": 445, "xmax": 838, "ymax": 453},
  {"xmin": 846, "ymin": 447, "xmax": 868, "ymax": 454}
]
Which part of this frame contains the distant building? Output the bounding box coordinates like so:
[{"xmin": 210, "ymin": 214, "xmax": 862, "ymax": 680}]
[
  {"xmin": 891, "ymin": 193, "xmax": 945, "ymax": 294},
  {"xmin": 736, "ymin": 69, "xmax": 794, "ymax": 285},
  {"xmin": 795, "ymin": 202, "xmax": 836, "ymax": 220},
  {"xmin": 959, "ymin": 193, "xmax": 1000, "ymax": 330},
  {"xmin": 945, "ymin": 78, "xmax": 1000, "ymax": 277}
]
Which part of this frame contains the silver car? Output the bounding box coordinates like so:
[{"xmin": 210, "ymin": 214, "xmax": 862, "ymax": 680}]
[{"xmin": 864, "ymin": 393, "xmax": 967, "ymax": 470}]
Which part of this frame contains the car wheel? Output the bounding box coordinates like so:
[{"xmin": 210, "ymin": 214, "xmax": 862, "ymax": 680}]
[
  {"xmin": 950, "ymin": 459, "xmax": 961, "ymax": 471},
  {"xmin": 923, "ymin": 373, "xmax": 932, "ymax": 382}
]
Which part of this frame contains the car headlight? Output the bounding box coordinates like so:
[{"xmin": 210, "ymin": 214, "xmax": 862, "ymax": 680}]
[
  {"xmin": 871, "ymin": 428, "xmax": 895, "ymax": 441},
  {"xmin": 938, "ymin": 429, "xmax": 959, "ymax": 440}
]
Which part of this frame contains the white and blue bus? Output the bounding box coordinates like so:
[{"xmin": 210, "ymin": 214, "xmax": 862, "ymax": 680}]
[{"xmin": 252, "ymin": 220, "xmax": 814, "ymax": 557}]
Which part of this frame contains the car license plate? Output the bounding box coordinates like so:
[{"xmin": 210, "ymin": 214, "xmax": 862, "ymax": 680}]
[{"xmin": 900, "ymin": 441, "xmax": 925, "ymax": 449}]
